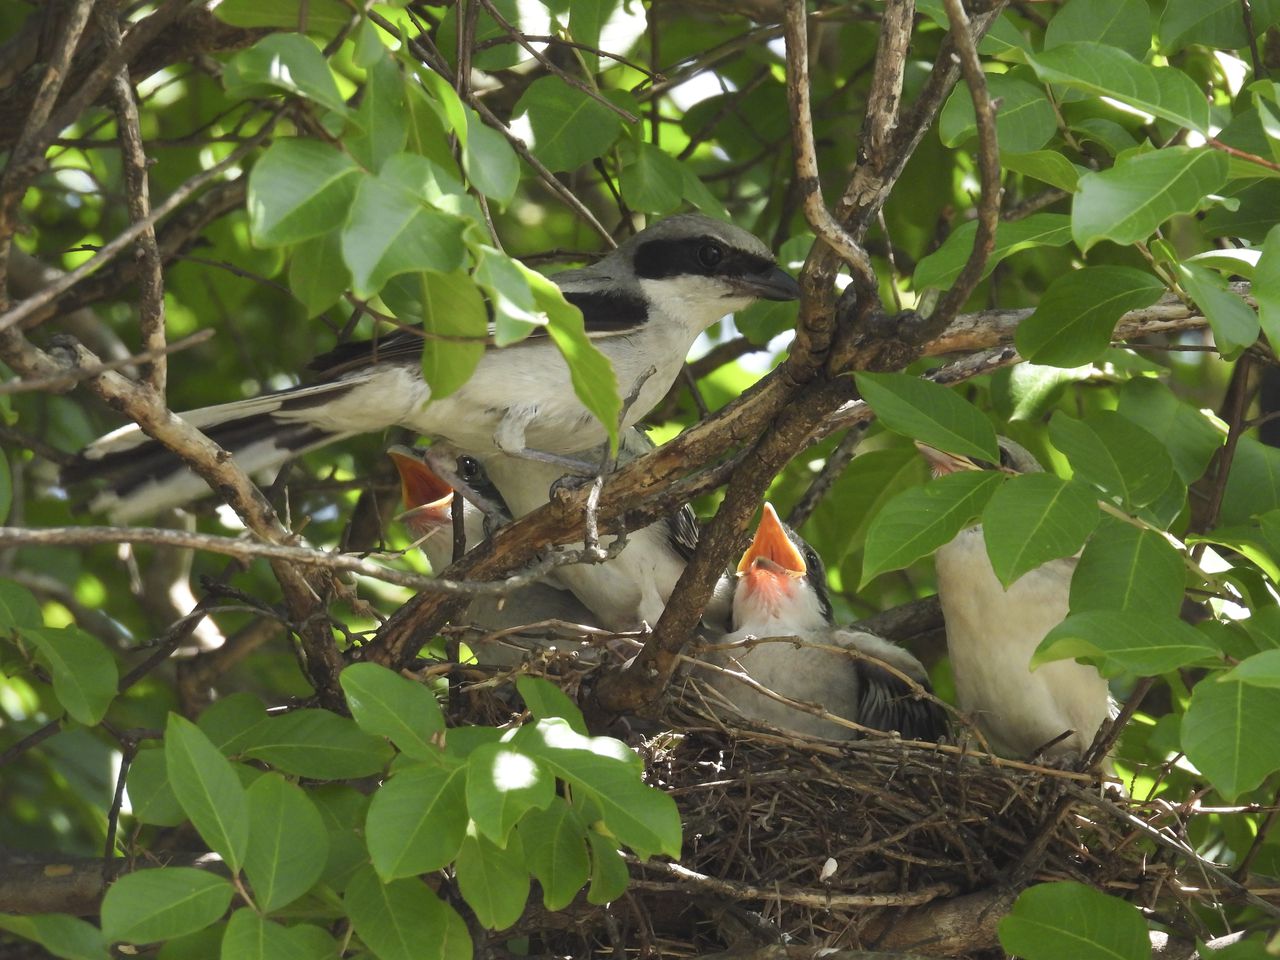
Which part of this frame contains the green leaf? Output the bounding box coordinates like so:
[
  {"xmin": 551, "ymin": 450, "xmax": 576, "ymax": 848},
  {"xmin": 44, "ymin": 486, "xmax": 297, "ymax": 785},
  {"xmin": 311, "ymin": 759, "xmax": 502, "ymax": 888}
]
[
  {"xmin": 940, "ymin": 75, "xmax": 1056, "ymax": 153},
  {"xmin": 515, "ymin": 719, "xmax": 681, "ymax": 859},
  {"xmin": 197, "ymin": 693, "xmax": 269, "ymax": 756},
  {"xmin": 998, "ymin": 881, "xmax": 1151, "ymax": 960},
  {"xmin": 854, "ymin": 373, "xmax": 999, "ymax": 462},
  {"xmin": 22, "ymin": 626, "xmax": 117, "ymax": 726},
  {"xmin": 1177, "ymin": 261, "xmax": 1260, "ymax": 356},
  {"xmin": 165, "ymin": 713, "xmax": 249, "ymax": 872},
  {"xmin": 1072, "ymin": 147, "xmax": 1229, "ymax": 252},
  {"xmin": 516, "ymin": 675, "xmax": 588, "ymax": 735},
  {"xmin": 463, "ymin": 111, "xmax": 519, "ymax": 204},
  {"xmin": 619, "ymin": 142, "xmax": 685, "ymax": 213},
  {"xmin": 1114, "ymin": 378, "xmax": 1224, "ymax": 484},
  {"xmin": 413, "ymin": 64, "xmax": 468, "ymax": 149},
  {"xmin": 514, "ymin": 76, "xmax": 624, "ymax": 172},
  {"xmin": 224, "ymin": 34, "xmax": 348, "ymax": 115},
  {"xmin": 0, "ymin": 579, "xmax": 42, "ymax": 630},
  {"xmin": 455, "ymin": 828, "xmax": 530, "ymax": 929},
  {"xmin": 1045, "ymin": 0, "xmax": 1152, "ymax": 57},
  {"xmin": 1015, "ymin": 266, "xmax": 1164, "ymax": 367},
  {"xmin": 100, "ymin": 868, "xmax": 234, "ymax": 945},
  {"xmin": 288, "ymin": 231, "xmax": 351, "ymax": 318},
  {"xmin": 466, "ymin": 741, "xmax": 555, "ymax": 845},
  {"xmin": 340, "ymin": 662, "xmax": 445, "ymax": 760},
  {"xmin": 534, "ymin": 269, "xmax": 623, "ymax": 454},
  {"xmin": 861, "ymin": 470, "xmax": 1004, "ymax": 583},
  {"xmin": 0, "ymin": 451, "xmax": 10, "ymax": 524},
  {"xmin": 1222, "ymin": 436, "xmax": 1280, "ymax": 524},
  {"xmin": 810, "ymin": 446, "xmax": 927, "ymax": 566},
  {"xmin": 982, "ymin": 474, "xmax": 1099, "ymax": 586},
  {"xmin": 126, "ymin": 748, "xmax": 186, "ymax": 826},
  {"xmin": 1071, "ymin": 117, "xmax": 1139, "ymax": 158},
  {"xmin": 1221, "ymin": 649, "xmax": 1280, "ymax": 688},
  {"xmin": 248, "ymin": 139, "xmax": 360, "ymax": 247},
  {"xmin": 213, "ymin": 0, "xmax": 351, "ymax": 32},
  {"xmin": 475, "ymin": 246, "xmax": 540, "ymax": 343},
  {"xmin": 516, "ymin": 797, "xmax": 591, "ymax": 911},
  {"xmin": 586, "ymin": 830, "xmax": 628, "ymax": 905},
  {"xmin": 344, "ymin": 865, "xmax": 472, "ymax": 960},
  {"xmin": 349, "ymin": 55, "xmax": 408, "ymax": 171},
  {"xmin": 1159, "ymin": 0, "xmax": 1280, "ymax": 52},
  {"xmin": 341, "ymin": 155, "xmax": 468, "ymax": 298},
  {"xmin": 243, "ymin": 709, "xmax": 393, "ymax": 779},
  {"xmin": 567, "ymin": 0, "xmax": 618, "ymax": 71},
  {"xmin": 999, "ymin": 150, "xmax": 1083, "ymax": 191},
  {"xmin": 913, "ymin": 213, "xmax": 1072, "ymax": 291},
  {"xmin": 365, "ymin": 763, "xmax": 468, "ymax": 879},
  {"xmin": 1182, "ymin": 677, "xmax": 1280, "ymax": 799},
  {"xmin": 243, "ymin": 773, "xmax": 328, "ymax": 913},
  {"xmin": 998, "ymin": 363, "xmax": 1094, "ymax": 423},
  {"xmin": 1035, "ymin": 611, "xmax": 1218, "ymax": 677},
  {"xmin": 1025, "ymin": 42, "xmax": 1211, "ymax": 134},
  {"xmin": 0, "ymin": 913, "xmax": 108, "ymax": 960},
  {"xmin": 1069, "ymin": 519, "xmax": 1185, "ymax": 618},
  {"xmin": 1049, "ymin": 411, "xmax": 1178, "ymax": 510},
  {"xmin": 1253, "ymin": 224, "xmax": 1280, "ymax": 351},
  {"xmin": 220, "ymin": 910, "xmax": 335, "ymax": 960}
]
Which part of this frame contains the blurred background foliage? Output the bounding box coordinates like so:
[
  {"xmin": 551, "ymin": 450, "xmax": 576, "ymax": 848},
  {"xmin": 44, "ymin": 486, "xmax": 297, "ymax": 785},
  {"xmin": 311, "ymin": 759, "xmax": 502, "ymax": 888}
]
[{"xmin": 2, "ymin": 0, "xmax": 1280, "ymax": 954}]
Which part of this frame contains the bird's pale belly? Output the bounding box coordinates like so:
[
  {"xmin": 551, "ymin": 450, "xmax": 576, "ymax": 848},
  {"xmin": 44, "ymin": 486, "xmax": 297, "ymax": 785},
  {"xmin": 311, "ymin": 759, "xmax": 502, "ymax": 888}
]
[{"xmin": 937, "ymin": 530, "xmax": 1110, "ymax": 759}]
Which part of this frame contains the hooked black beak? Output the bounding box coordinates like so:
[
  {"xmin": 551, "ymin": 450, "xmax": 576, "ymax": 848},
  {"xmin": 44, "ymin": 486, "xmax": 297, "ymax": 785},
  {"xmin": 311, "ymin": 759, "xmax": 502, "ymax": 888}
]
[{"xmin": 733, "ymin": 264, "xmax": 801, "ymax": 302}]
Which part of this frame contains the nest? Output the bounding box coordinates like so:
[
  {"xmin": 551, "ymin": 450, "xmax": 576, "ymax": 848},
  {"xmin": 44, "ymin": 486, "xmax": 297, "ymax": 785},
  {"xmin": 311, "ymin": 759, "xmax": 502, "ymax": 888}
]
[{"xmin": 432, "ymin": 633, "xmax": 1228, "ymax": 958}]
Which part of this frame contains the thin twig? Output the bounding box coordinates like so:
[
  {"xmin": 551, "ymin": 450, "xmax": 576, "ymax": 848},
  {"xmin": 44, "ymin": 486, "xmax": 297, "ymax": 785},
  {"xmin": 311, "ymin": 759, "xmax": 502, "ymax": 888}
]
[
  {"xmin": 97, "ymin": 4, "xmax": 167, "ymax": 394},
  {"xmin": 0, "ymin": 330, "xmax": 213, "ymax": 395},
  {"xmin": 782, "ymin": 0, "xmax": 876, "ymax": 288},
  {"xmin": 931, "ymin": 0, "xmax": 1003, "ymax": 325},
  {"xmin": 0, "ymin": 115, "xmax": 282, "ymax": 334},
  {"xmin": 0, "ymin": 524, "xmax": 630, "ymax": 596}
]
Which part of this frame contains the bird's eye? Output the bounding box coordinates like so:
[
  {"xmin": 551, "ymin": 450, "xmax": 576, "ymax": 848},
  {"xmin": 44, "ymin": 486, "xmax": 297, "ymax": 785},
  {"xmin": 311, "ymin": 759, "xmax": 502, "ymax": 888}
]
[
  {"xmin": 697, "ymin": 242, "xmax": 725, "ymax": 269},
  {"xmin": 458, "ymin": 456, "xmax": 480, "ymax": 482}
]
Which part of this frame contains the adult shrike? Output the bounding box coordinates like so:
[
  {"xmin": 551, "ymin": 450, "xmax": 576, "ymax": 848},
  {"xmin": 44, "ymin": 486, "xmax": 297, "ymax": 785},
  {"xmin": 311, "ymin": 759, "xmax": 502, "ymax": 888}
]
[{"xmin": 68, "ymin": 214, "xmax": 800, "ymax": 522}]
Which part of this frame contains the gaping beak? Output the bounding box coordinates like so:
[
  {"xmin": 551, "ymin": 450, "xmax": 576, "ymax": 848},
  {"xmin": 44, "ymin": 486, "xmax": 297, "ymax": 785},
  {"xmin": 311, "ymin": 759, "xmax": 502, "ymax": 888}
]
[
  {"xmin": 388, "ymin": 446, "xmax": 453, "ymax": 534},
  {"xmin": 734, "ymin": 264, "xmax": 801, "ymax": 302},
  {"xmin": 737, "ymin": 502, "xmax": 806, "ymax": 579}
]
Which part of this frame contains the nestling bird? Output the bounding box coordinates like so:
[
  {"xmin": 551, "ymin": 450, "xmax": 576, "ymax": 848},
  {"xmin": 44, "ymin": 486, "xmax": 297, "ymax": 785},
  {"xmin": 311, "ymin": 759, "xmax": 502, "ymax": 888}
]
[
  {"xmin": 388, "ymin": 446, "xmax": 599, "ymax": 665},
  {"xmin": 705, "ymin": 503, "xmax": 946, "ymax": 741},
  {"xmin": 917, "ymin": 438, "xmax": 1115, "ymax": 761},
  {"xmin": 65, "ymin": 215, "xmax": 800, "ymax": 522},
  {"xmin": 466, "ymin": 427, "xmax": 699, "ymax": 631}
]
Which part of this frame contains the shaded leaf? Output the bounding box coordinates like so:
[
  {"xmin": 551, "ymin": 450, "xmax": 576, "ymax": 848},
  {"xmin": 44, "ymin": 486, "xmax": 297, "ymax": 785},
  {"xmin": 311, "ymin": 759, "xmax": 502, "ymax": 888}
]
[
  {"xmin": 855, "ymin": 373, "xmax": 999, "ymax": 463},
  {"xmin": 340, "ymin": 662, "xmax": 445, "ymax": 760},
  {"xmin": 365, "ymin": 763, "xmax": 468, "ymax": 879},
  {"xmin": 243, "ymin": 773, "xmax": 329, "ymax": 913},
  {"xmin": 999, "ymin": 881, "xmax": 1150, "ymax": 960},
  {"xmin": 1036, "ymin": 611, "xmax": 1219, "ymax": 677},
  {"xmin": 1016, "ymin": 267, "xmax": 1164, "ymax": 367},
  {"xmin": 344, "ymin": 865, "xmax": 472, "ymax": 960},
  {"xmin": 455, "ymin": 828, "xmax": 530, "ymax": 929},
  {"xmin": 982, "ymin": 475, "xmax": 1099, "ymax": 586},
  {"xmin": 165, "ymin": 713, "xmax": 249, "ymax": 873},
  {"xmin": 1072, "ymin": 148, "xmax": 1229, "ymax": 252},
  {"xmin": 862, "ymin": 471, "xmax": 1004, "ymax": 583},
  {"xmin": 100, "ymin": 868, "xmax": 234, "ymax": 945}
]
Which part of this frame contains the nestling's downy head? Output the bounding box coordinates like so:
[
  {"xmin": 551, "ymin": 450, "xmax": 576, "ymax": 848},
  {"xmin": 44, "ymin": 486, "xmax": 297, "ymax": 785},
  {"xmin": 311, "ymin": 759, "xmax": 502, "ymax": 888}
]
[{"xmin": 732, "ymin": 503, "xmax": 832, "ymax": 632}]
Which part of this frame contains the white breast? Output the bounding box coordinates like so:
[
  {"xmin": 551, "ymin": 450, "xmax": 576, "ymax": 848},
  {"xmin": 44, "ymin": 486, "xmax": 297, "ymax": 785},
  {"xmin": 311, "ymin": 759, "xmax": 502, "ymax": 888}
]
[{"xmin": 936, "ymin": 527, "xmax": 1111, "ymax": 758}]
